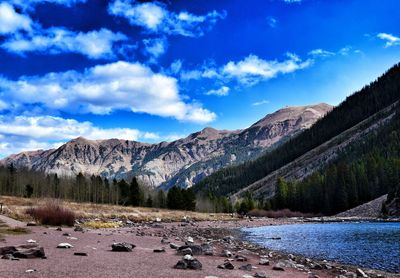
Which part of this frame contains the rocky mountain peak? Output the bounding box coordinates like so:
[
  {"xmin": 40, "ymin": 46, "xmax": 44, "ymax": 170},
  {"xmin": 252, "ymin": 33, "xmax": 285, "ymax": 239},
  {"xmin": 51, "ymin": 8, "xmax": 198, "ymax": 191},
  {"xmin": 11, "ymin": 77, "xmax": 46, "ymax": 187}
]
[
  {"xmin": 251, "ymin": 103, "xmax": 333, "ymax": 128},
  {"xmin": 0, "ymin": 103, "xmax": 331, "ymax": 188}
]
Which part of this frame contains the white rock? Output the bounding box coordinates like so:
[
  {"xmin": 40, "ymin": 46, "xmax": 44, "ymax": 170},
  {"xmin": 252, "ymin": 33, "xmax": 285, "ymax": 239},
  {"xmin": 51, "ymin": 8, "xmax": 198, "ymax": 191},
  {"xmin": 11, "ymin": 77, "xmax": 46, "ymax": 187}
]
[
  {"xmin": 57, "ymin": 243, "xmax": 73, "ymax": 249},
  {"xmin": 186, "ymin": 236, "xmax": 194, "ymax": 243},
  {"xmin": 183, "ymin": 254, "xmax": 194, "ymax": 261},
  {"xmin": 26, "ymin": 239, "xmax": 36, "ymax": 243}
]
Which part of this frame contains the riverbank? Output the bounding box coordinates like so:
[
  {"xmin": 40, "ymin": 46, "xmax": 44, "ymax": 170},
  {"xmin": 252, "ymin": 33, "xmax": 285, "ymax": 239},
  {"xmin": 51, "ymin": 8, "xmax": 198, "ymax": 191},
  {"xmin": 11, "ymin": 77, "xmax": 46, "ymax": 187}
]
[{"xmin": 0, "ymin": 215, "xmax": 398, "ymax": 278}]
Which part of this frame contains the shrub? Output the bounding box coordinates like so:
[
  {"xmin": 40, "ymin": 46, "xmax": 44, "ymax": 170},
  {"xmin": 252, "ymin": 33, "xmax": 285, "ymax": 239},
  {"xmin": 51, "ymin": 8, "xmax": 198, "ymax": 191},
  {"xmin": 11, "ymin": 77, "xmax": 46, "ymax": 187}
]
[
  {"xmin": 82, "ymin": 221, "xmax": 121, "ymax": 229},
  {"xmin": 247, "ymin": 208, "xmax": 316, "ymax": 218},
  {"xmin": 26, "ymin": 201, "xmax": 76, "ymax": 226}
]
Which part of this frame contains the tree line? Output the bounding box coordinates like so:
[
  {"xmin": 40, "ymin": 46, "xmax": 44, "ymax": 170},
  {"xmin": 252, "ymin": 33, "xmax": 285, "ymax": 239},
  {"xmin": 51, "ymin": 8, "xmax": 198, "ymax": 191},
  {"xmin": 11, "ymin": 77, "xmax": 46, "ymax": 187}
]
[{"xmin": 0, "ymin": 167, "xmax": 197, "ymax": 211}]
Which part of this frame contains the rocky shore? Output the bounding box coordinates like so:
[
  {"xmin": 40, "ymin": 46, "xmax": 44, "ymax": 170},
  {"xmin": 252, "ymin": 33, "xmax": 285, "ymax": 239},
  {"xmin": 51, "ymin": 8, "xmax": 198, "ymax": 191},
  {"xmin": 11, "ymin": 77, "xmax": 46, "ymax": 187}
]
[{"xmin": 0, "ymin": 215, "xmax": 398, "ymax": 278}]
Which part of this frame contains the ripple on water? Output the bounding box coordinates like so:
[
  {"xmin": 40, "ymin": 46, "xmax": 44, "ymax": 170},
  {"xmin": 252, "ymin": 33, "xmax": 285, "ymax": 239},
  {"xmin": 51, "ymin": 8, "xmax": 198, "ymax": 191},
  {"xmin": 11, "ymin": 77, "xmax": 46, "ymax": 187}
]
[{"xmin": 242, "ymin": 222, "xmax": 400, "ymax": 273}]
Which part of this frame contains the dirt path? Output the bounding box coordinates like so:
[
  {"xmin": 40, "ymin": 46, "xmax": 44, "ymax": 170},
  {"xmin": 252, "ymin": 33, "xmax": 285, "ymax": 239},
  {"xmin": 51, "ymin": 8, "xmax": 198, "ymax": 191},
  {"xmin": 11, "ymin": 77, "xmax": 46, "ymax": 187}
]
[{"xmin": 0, "ymin": 214, "xmax": 25, "ymax": 227}]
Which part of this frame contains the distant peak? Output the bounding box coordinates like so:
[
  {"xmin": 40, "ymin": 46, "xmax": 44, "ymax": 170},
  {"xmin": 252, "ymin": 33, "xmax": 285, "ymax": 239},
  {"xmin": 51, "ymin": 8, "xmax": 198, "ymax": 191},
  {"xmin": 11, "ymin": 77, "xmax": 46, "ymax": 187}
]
[
  {"xmin": 72, "ymin": 136, "xmax": 88, "ymax": 141},
  {"xmin": 251, "ymin": 103, "xmax": 333, "ymax": 128},
  {"xmin": 69, "ymin": 136, "xmax": 92, "ymax": 144},
  {"xmin": 201, "ymin": 127, "xmax": 218, "ymax": 133}
]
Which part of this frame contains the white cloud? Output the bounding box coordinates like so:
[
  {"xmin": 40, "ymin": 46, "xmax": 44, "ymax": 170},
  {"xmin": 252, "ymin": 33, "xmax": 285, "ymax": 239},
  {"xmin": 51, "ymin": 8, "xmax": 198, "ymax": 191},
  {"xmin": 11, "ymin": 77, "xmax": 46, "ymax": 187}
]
[
  {"xmin": 0, "ymin": 115, "xmax": 159, "ymax": 157},
  {"xmin": 143, "ymin": 37, "xmax": 167, "ymax": 62},
  {"xmin": 377, "ymin": 33, "xmax": 400, "ymax": 47},
  {"xmin": 0, "ymin": 61, "xmax": 216, "ymax": 124},
  {"xmin": 2, "ymin": 27, "xmax": 127, "ymax": 59},
  {"xmin": 0, "ymin": 99, "xmax": 8, "ymax": 110},
  {"xmin": 252, "ymin": 100, "xmax": 270, "ymax": 106},
  {"xmin": 205, "ymin": 86, "xmax": 230, "ymax": 96},
  {"xmin": 108, "ymin": 0, "xmax": 226, "ymax": 37},
  {"xmin": 338, "ymin": 46, "xmax": 352, "ymax": 55},
  {"xmin": 0, "ymin": 115, "xmax": 150, "ymax": 140},
  {"xmin": 10, "ymin": 0, "xmax": 86, "ymax": 10},
  {"xmin": 181, "ymin": 53, "xmax": 311, "ymax": 86},
  {"xmin": 0, "ymin": 2, "xmax": 33, "ymax": 34},
  {"xmin": 222, "ymin": 53, "xmax": 312, "ymax": 85},
  {"xmin": 169, "ymin": 59, "xmax": 183, "ymax": 74},
  {"xmin": 308, "ymin": 48, "xmax": 335, "ymax": 58},
  {"xmin": 267, "ymin": 16, "xmax": 277, "ymax": 28}
]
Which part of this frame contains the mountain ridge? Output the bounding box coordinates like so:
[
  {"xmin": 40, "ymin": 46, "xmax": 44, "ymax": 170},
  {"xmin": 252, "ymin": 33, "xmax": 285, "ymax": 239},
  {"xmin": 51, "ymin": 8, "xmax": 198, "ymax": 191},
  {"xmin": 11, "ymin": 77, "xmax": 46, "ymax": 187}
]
[{"xmin": 0, "ymin": 103, "xmax": 332, "ymax": 189}]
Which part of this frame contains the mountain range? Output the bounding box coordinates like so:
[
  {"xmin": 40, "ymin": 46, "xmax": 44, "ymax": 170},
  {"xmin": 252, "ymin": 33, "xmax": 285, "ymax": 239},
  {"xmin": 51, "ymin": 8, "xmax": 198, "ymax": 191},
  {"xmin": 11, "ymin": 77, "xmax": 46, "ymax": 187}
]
[{"xmin": 0, "ymin": 103, "xmax": 332, "ymax": 189}]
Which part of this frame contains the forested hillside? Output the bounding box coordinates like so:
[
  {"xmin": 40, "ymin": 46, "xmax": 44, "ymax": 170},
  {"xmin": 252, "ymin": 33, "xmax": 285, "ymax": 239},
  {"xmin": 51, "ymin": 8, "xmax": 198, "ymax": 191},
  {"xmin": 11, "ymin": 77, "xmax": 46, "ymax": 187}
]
[
  {"xmin": 194, "ymin": 63, "xmax": 400, "ymax": 197},
  {"xmin": 271, "ymin": 104, "xmax": 400, "ymax": 215}
]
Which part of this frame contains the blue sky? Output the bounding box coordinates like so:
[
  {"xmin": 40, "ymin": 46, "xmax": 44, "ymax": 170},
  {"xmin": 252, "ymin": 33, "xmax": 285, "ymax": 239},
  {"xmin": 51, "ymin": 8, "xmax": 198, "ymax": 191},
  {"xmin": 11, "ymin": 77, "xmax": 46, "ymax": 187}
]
[{"xmin": 0, "ymin": 0, "xmax": 399, "ymax": 157}]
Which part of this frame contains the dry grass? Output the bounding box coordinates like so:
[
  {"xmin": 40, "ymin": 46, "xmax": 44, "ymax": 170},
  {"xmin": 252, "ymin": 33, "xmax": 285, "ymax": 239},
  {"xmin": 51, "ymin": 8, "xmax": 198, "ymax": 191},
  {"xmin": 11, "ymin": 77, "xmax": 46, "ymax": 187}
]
[
  {"xmin": 82, "ymin": 221, "xmax": 122, "ymax": 229},
  {"xmin": 0, "ymin": 195, "xmax": 238, "ymax": 223}
]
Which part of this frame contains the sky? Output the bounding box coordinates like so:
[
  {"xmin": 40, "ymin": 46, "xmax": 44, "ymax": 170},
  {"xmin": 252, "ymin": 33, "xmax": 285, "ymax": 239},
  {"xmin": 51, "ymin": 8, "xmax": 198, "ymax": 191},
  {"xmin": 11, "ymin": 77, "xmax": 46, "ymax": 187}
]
[{"xmin": 0, "ymin": 0, "xmax": 399, "ymax": 157}]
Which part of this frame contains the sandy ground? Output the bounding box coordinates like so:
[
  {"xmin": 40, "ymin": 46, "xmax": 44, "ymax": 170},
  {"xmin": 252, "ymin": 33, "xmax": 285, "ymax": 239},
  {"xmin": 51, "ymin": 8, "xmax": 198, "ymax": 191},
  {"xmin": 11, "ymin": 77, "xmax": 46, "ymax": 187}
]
[{"xmin": 0, "ymin": 216, "xmax": 397, "ymax": 278}]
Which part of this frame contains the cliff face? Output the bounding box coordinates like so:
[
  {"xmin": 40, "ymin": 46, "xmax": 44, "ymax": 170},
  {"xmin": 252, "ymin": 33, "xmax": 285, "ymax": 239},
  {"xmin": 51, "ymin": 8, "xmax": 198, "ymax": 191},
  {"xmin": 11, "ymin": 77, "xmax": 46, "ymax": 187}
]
[{"xmin": 1, "ymin": 104, "xmax": 332, "ymax": 189}]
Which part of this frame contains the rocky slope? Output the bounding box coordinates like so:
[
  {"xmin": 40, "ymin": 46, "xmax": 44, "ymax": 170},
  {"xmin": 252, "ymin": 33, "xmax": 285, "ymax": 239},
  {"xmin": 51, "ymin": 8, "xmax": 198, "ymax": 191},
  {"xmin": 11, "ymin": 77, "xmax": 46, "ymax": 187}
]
[
  {"xmin": 231, "ymin": 102, "xmax": 398, "ymax": 200},
  {"xmin": 0, "ymin": 104, "xmax": 332, "ymax": 189},
  {"xmin": 336, "ymin": 195, "xmax": 387, "ymax": 218}
]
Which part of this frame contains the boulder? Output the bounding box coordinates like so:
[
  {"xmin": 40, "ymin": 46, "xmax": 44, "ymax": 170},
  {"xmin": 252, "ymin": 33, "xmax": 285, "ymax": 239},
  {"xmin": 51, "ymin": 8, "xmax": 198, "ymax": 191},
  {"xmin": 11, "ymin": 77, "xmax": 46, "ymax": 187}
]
[
  {"xmin": 272, "ymin": 262, "xmax": 286, "ymax": 271},
  {"xmin": 177, "ymin": 247, "xmax": 192, "ymax": 256},
  {"xmin": 188, "ymin": 259, "xmax": 202, "ymax": 270},
  {"xmin": 174, "ymin": 260, "xmax": 188, "ymax": 269},
  {"xmin": 239, "ymin": 264, "xmax": 252, "ymax": 271},
  {"xmin": 259, "ymin": 258, "xmax": 269, "ymax": 265},
  {"xmin": 179, "ymin": 244, "xmax": 203, "ymax": 255},
  {"xmin": 74, "ymin": 226, "xmax": 84, "ymax": 232},
  {"xmin": 221, "ymin": 249, "xmax": 232, "ymax": 257},
  {"xmin": 174, "ymin": 256, "xmax": 202, "ymax": 270},
  {"xmin": 2, "ymin": 254, "xmax": 19, "ymax": 260},
  {"xmin": 0, "ymin": 245, "xmax": 45, "ymax": 259},
  {"xmin": 235, "ymin": 255, "xmax": 248, "ymax": 262},
  {"xmin": 111, "ymin": 242, "xmax": 135, "ymax": 252},
  {"xmin": 153, "ymin": 248, "xmax": 166, "ymax": 253}
]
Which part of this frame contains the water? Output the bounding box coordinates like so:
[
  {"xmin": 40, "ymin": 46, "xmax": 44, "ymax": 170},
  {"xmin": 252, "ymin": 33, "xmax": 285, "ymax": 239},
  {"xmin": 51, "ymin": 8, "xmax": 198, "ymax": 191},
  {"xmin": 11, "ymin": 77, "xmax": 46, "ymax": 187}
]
[{"xmin": 242, "ymin": 222, "xmax": 400, "ymax": 273}]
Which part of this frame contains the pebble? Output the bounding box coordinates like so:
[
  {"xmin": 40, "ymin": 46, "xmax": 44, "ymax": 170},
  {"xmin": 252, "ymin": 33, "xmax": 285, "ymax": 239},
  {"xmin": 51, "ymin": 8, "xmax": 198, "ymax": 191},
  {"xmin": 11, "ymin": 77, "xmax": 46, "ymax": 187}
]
[
  {"xmin": 254, "ymin": 272, "xmax": 267, "ymax": 278},
  {"xmin": 73, "ymin": 252, "xmax": 88, "ymax": 256},
  {"xmin": 217, "ymin": 261, "xmax": 234, "ymax": 270}
]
